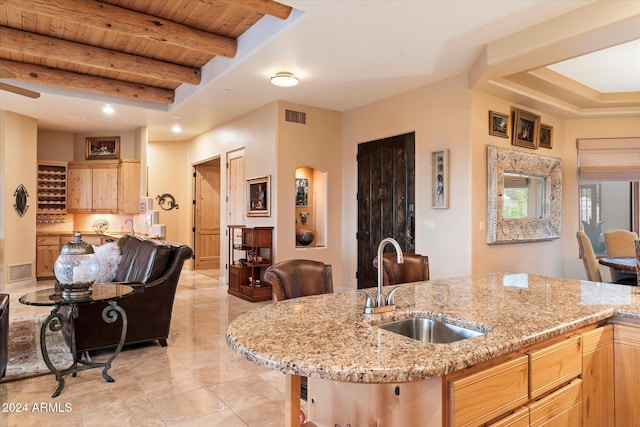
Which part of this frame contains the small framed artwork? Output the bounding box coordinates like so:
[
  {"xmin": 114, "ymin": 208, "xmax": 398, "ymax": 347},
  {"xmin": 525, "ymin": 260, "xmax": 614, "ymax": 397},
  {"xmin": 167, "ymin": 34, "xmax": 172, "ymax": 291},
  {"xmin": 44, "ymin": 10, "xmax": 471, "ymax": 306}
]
[
  {"xmin": 86, "ymin": 136, "xmax": 120, "ymax": 160},
  {"xmin": 488, "ymin": 111, "xmax": 509, "ymax": 138},
  {"xmin": 247, "ymin": 175, "xmax": 270, "ymax": 217},
  {"xmin": 295, "ymin": 178, "xmax": 308, "ymax": 206},
  {"xmin": 512, "ymin": 108, "xmax": 540, "ymax": 150},
  {"xmin": 431, "ymin": 149, "xmax": 449, "ymax": 209},
  {"xmin": 539, "ymin": 124, "xmax": 553, "ymax": 149}
]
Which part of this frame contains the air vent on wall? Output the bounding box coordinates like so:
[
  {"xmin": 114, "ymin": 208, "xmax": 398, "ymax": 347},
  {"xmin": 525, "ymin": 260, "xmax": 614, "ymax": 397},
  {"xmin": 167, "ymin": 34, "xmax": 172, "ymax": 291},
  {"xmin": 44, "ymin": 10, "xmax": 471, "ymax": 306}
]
[
  {"xmin": 285, "ymin": 109, "xmax": 307, "ymax": 125},
  {"xmin": 9, "ymin": 263, "xmax": 32, "ymax": 282}
]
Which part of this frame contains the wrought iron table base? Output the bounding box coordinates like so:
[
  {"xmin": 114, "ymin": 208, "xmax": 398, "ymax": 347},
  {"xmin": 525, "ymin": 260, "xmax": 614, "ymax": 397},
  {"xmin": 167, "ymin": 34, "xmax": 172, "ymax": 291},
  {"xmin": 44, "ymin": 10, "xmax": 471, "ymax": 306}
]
[{"xmin": 40, "ymin": 301, "xmax": 128, "ymax": 398}]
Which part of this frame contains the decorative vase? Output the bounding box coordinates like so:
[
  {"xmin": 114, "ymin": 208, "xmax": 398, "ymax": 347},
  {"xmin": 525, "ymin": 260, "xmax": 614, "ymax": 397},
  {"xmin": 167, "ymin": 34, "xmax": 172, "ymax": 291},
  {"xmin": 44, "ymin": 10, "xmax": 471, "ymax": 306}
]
[
  {"xmin": 54, "ymin": 232, "xmax": 100, "ymax": 300},
  {"xmin": 296, "ymin": 229, "xmax": 315, "ymax": 246}
]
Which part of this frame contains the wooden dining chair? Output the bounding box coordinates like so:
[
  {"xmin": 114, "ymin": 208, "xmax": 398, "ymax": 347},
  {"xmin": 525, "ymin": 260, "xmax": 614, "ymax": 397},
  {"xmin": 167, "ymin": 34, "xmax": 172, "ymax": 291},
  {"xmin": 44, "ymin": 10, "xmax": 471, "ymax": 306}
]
[
  {"xmin": 576, "ymin": 230, "xmax": 603, "ymax": 282},
  {"xmin": 373, "ymin": 252, "xmax": 430, "ymax": 286}
]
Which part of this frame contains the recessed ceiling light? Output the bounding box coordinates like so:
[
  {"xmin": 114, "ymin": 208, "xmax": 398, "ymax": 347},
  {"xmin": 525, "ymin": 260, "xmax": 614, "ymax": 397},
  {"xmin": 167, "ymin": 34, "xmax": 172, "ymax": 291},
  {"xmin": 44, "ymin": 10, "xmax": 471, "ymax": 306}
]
[
  {"xmin": 270, "ymin": 72, "xmax": 299, "ymax": 87},
  {"xmin": 102, "ymin": 104, "xmax": 114, "ymax": 115},
  {"xmin": 172, "ymin": 124, "xmax": 182, "ymax": 133}
]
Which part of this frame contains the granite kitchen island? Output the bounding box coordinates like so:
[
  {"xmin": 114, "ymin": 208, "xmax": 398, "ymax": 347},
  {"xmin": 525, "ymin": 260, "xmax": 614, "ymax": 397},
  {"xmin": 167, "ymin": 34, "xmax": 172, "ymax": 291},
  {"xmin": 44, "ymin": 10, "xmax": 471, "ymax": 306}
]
[{"xmin": 226, "ymin": 273, "xmax": 640, "ymax": 426}]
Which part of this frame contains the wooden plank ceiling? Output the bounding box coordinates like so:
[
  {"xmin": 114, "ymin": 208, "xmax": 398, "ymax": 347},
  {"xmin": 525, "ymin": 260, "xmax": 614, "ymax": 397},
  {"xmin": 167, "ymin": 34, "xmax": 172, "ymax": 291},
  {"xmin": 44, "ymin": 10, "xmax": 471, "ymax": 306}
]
[{"xmin": 0, "ymin": 0, "xmax": 292, "ymax": 103}]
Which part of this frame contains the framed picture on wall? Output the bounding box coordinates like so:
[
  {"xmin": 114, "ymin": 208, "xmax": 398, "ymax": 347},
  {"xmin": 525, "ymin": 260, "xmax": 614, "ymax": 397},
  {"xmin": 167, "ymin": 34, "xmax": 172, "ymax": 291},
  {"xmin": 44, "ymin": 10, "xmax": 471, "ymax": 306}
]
[
  {"xmin": 431, "ymin": 149, "xmax": 449, "ymax": 209},
  {"xmin": 86, "ymin": 136, "xmax": 120, "ymax": 160},
  {"xmin": 247, "ymin": 175, "xmax": 270, "ymax": 217},
  {"xmin": 539, "ymin": 124, "xmax": 553, "ymax": 149},
  {"xmin": 295, "ymin": 178, "xmax": 308, "ymax": 206},
  {"xmin": 489, "ymin": 111, "xmax": 509, "ymax": 138},
  {"xmin": 512, "ymin": 108, "xmax": 540, "ymax": 149}
]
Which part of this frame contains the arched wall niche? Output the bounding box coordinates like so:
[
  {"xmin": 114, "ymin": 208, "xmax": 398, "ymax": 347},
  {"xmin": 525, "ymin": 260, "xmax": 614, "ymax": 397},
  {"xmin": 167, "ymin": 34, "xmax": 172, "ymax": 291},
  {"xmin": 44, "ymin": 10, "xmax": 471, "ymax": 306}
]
[{"xmin": 295, "ymin": 166, "xmax": 327, "ymax": 248}]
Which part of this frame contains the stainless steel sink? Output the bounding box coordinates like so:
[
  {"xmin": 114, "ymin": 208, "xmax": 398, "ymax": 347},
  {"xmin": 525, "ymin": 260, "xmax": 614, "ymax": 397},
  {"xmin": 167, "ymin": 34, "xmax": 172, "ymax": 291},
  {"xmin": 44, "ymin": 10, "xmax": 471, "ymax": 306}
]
[{"xmin": 378, "ymin": 317, "xmax": 484, "ymax": 343}]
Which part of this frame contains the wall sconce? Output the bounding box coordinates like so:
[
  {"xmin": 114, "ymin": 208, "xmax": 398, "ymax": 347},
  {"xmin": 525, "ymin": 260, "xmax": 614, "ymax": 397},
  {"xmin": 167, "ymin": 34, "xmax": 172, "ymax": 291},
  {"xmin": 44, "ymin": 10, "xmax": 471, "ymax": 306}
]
[{"xmin": 271, "ymin": 72, "xmax": 299, "ymax": 87}]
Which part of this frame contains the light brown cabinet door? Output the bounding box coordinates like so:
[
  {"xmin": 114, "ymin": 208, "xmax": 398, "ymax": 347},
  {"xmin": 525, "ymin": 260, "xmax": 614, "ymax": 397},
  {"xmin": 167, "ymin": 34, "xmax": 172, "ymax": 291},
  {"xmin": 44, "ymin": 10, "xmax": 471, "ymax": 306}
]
[
  {"xmin": 67, "ymin": 164, "xmax": 93, "ymax": 213},
  {"xmin": 614, "ymin": 323, "xmax": 640, "ymax": 427},
  {"xmin": 582, "ymin": 325, "xmax": 614, "ymax": 427},
  {"xmin": 449, "ymin": 356, "xmax": 529, "ymax": 426},
  {"xmin": 118, "ymin": 159, "xmax": 140, "ymax": 214},
  {"xmin": 36, "ymin": 237, "xmax": 60, "ymax": 279},
  {"xmin": 528, "ymin": 334, "xmax": 582, "ymax": 399},
  {"xmin": 528, "ymin": 379, "xmax": 582, "ymax": 427},
  {"xmin": 92, "ymin": 163, "xmax": 118, "ymax": 212}
]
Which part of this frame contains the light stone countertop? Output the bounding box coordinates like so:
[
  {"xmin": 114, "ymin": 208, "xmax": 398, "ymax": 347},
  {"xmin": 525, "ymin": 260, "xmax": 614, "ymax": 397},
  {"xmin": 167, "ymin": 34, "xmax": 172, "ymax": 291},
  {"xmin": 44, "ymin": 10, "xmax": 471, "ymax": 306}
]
[{"xmin": 226, "ymin": 273, "xmax": 640, "ymax": 383}]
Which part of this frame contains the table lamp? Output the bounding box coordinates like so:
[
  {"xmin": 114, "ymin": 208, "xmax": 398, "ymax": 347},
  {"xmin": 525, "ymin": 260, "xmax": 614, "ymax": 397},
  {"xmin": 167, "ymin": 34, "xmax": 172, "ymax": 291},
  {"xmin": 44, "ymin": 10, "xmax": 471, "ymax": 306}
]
[{"xmin": 54, "ymin": 232, "xmax": 100, "ymax": 299}]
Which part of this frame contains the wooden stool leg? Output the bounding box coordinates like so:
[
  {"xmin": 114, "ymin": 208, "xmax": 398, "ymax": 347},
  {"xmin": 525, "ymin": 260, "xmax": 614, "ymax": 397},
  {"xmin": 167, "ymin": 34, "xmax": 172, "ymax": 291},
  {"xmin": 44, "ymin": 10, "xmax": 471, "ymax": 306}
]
[{"xmin": 285, "ymin": 373, "xmax": 301, "ymax": 427}]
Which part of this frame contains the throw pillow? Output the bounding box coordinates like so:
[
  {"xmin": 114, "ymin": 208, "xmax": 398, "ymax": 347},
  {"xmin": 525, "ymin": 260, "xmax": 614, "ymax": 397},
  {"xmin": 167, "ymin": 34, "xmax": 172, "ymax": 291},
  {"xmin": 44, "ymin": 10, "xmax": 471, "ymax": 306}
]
[{"xmin": 92, "ymin": 242, "xmax": 122, "ymax": 283}]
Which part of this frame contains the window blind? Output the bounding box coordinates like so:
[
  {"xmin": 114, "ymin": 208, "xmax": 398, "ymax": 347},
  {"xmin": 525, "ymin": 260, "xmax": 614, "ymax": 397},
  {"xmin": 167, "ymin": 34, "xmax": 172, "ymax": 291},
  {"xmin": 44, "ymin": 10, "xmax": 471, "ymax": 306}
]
[{"xmin": 577, "ymin": 137, "xmax": 640, "ymax": 181}]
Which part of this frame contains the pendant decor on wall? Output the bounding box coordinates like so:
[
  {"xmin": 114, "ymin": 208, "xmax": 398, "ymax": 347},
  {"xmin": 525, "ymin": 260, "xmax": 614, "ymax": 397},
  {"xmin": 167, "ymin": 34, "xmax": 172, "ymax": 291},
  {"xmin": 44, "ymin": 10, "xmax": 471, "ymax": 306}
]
[
  {"xmin": 156, "ymin": 193, "xmax": 179, "ymax": 211},
  {"xmin": 14, "ymin": 184, "xmax": 29, "ymax": 217}
]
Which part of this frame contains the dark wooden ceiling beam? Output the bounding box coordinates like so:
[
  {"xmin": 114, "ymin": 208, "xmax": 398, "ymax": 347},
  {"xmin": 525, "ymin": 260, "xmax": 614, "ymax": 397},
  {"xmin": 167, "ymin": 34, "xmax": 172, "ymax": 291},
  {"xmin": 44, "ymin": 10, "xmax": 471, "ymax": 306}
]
[
  {"xmin": 0, "ymin": 59, "xmax": 175, "ymax": 104},
  {"xmin": 215, "ymin": 0, "xmax": 293, "ymax": 20},
  {"xmin": 4, "ymin": 0, "xmax": 237, "ymax": 58},
  {"xmin": 0, "ymin": 27, "xmax": 201, "ymax": 85}
]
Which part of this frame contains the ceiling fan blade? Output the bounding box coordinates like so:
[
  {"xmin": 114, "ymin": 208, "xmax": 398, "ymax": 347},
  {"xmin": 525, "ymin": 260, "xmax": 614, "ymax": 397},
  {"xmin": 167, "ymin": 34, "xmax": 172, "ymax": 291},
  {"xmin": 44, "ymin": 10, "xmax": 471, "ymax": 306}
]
[
  {"xmin": 0, "ymin": 69, "xmax": 17, "ymax": 78},
  {"xmin": 0, "ymin": 82, "xmax": 41, "ymax": 99}
]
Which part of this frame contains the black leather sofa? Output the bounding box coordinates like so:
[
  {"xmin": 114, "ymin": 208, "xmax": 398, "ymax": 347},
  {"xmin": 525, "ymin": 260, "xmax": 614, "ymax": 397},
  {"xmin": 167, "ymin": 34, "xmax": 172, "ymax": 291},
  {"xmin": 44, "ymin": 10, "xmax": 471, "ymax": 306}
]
[{"xmin": 61, "ymin": 235, "xmax": 192, "ymax": 357}]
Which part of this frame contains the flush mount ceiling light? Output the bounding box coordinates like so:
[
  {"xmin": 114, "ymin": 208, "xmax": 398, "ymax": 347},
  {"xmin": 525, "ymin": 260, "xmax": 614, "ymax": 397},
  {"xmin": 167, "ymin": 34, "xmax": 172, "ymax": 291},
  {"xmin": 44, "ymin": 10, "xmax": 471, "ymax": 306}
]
[
  {"xmin": 102, "ymin": 104, "xmax": 114, "ymax": 115},
  {"xmin": 270, "ymin": 72, "xmax": 299, "ymax": 87}
]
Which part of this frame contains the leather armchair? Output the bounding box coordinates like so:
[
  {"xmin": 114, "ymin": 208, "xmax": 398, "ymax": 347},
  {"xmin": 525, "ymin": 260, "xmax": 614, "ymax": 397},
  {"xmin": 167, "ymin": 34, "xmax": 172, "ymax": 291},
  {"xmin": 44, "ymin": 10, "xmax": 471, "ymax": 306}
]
[
  {"xmin": 373, "ymin": 252, "xmax": 429, "ymax": 286},
  {"xmin": 264, "ymin": 259, "xmax": 333, "ymax": 302},
  {"xmin": 62, "ymin": 235, "xmax": 192, "ymax": 356}
]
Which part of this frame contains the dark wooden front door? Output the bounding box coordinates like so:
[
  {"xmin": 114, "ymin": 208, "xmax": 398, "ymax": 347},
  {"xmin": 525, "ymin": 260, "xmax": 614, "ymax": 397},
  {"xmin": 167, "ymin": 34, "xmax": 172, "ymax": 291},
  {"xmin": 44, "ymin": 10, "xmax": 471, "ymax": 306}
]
[{"xmin": 357, "ymin": 132, "xmax": 415, "ymax": 289}]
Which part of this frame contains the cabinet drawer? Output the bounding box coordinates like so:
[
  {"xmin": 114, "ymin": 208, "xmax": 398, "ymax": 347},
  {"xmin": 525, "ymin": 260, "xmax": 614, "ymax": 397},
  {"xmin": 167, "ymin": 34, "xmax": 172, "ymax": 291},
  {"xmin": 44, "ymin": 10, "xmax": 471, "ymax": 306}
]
[
  {"xmin": 528, "ymin": 379, "xmax": 582, "ymax": 427},
  {"xmin": 487, "ymin": 406, "xmax": 529, "ymax": 427},
  {"xmin": 37, "ymin": 236, "xmax": 60, "ymax": 246},
  {"xmin": 528, "ymin": 335, "xmax": 581, "ymax": 399},
  {"xmin": 449, "ymin": 355, "xmax": 529, "ymax": 427}
]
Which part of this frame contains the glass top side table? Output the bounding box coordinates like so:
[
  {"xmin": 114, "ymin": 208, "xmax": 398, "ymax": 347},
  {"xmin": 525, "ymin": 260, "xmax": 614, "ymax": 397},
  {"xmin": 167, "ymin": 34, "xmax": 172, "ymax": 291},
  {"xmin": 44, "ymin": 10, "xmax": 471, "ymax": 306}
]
[{"xmin": 19, "ymin": 284, "xmax": 134, "ymax": 398}]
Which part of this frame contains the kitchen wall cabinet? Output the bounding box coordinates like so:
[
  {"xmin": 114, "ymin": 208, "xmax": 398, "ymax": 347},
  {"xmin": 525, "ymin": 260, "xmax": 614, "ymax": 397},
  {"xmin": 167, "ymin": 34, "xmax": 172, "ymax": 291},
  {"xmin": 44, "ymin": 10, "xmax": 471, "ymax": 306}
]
[
  {"xmin": 614, "ymin": 322, "xmax": 640, "ymax": 427},
  {"xmin": 118, "ymin": 159, "xmax": 141, "ymax": 214},
  {"xmin": 67, "ymin": 160, "xmax": 140, "ymax": 214}
]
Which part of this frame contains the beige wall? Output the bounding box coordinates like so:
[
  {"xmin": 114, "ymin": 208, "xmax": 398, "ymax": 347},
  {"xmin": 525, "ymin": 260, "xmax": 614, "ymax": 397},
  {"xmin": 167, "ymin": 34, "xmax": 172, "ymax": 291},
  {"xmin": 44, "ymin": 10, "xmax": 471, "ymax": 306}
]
[
  {"xmin": 38, "ymin": 130, "xmax": 74, "ymax": 160},
  {"xmin": 470, "ymin": 91, "xmax": 568, "ymax": 277},
  {"xmin": 0, "ymin": 111, "xmax": 38, "ymax": 285},
  {"xmin": 276, "ymin": 101, "xmax": 343, "ymax": 284},
  {"xmin": 180, "ymin": 101, "xmax": 345, "ymax": 285},
  {"xmin": 183, "ymin": 103, "xmax": 278, "ymax": 278},
  {"xmin": 342, "ymin": 75, "xmax": 472, "ymax": 285},
  {"xmin": 147, "ymin": 139, "xmax": 191, "ymax": 246}
]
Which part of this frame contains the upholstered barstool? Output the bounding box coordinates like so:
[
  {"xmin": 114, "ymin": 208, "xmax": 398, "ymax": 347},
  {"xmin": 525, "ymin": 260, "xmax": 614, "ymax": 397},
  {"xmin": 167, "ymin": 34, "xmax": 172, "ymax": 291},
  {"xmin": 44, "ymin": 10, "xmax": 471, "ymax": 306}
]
[
  {"xmin": 373, "ymin": 252, "xmax": 430, "ymax": 285},
  {"xmin": 264, "ymin": 259, "xmax": 333, "ymax": 402}
]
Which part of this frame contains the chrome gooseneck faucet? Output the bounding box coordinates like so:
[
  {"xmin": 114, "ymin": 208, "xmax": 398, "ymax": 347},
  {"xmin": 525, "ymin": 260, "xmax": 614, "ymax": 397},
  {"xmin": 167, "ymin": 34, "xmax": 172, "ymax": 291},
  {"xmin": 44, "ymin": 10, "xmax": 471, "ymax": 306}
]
[
  {"xmin": 125, "ymin": 219, "xmax": 135, "ymax": 236},
  {"xmin": 364, "ymin": 237, "xmax": 404, "ymax": 314}
]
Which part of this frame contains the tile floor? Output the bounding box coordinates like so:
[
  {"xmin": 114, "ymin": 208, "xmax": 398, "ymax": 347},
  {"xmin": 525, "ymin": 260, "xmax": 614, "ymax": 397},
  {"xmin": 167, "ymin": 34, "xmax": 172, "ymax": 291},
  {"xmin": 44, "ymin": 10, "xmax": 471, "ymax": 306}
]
[{"xmin": 0, "ymin": 270, "xmax": 291, "ymax": 426}]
